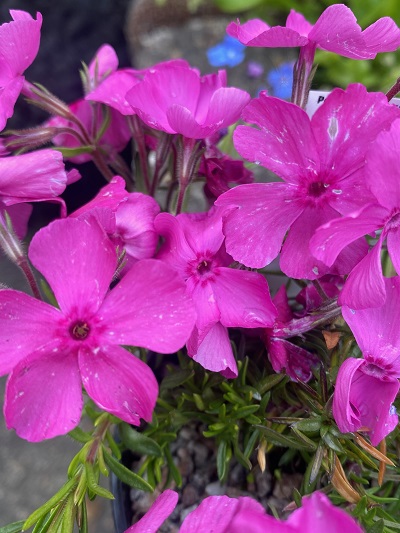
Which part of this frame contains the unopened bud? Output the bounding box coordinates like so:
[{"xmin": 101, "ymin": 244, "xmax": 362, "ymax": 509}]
[{"xmin": 4, "ymin": 127, "xmax": 58, "ymax": 152}]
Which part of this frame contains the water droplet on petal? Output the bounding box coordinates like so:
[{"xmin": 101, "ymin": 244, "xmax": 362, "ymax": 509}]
[
  {"xmin": 332, "ymin": 189, "xmax": 342, "ymax": 195},
  {"xmin": 312, "ymin": 266, "xmax": 319, "ymax": 275}
]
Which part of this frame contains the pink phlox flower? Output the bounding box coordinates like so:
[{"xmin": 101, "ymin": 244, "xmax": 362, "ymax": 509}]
[
  {"xmin": 0, "ymin": 10, "xmax": 42, "ymax": 131},
  {"xmin": 264, "ymin": 285, "xmax": 319, "ymax": 382},
  {"xmin": 155, "ymin": 207, "xmax": 277, "ymax": 378},
  {"xmin": 216, "ymin": 83, "xmax": 400, "ymax": 279},
  {"xmin": 47, "ymin": 98, "xmax": 131, "ymax": 164},
  {"xmin": 227, "ymin": 5, "xmax": 400, "ymax": 59},
  {"xmin": 87, "ymin": 59, "xmax": 190, "ymax": 116},
  {"xmin": 311, "ymin": 117, "xmax": 400, "ymax": 308},
  {"xmin": 0, "ymin": 216, "xmax": 196, "ymax": 441},
  {"xmin": 333, "ymin": 276, "xmax": 400, "ymax": 445},
  {"xmin": 46, "ymin": 45, "xmax": 131, "ymax": 164},
  {"xmin": 0, "ymin": 148, "xmax": 69, "ymax": 215},
  {"xmin": 86, "ymin": 44, "xmax": 119, "ymax": 93},
  {"xmin": 125, "ymin": 62, "xmax": 250, "ymax": 138},
  {"xmin": 71, "ymin": 176, "xmax": 160, "ymax": 269},
  {"xmin": 199, "ymin": 144, "xmax": 254, "ymax": 202},
  {"xmin": 125, "ymin": 491, "xmax": 363, "ymax": 533}
]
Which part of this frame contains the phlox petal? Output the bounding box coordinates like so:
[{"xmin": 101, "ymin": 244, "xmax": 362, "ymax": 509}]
[
  {"xmin": 366, "ymin": 120, "xmax": 400, "ymax": 210},
  {"xmin": 188, "ymin": 322, "xmax": 237, "ymax": 378},
  {"xmin": 266, "ymin": 337, "xmax": 317, "ymax": 382},
  {"xmin": 280, "ymin": 205, "xmax": 338, "ymax": 279},
  {"xmin": 235, "ymin": 95, "xmax": 318, "ymax": 184},
  {"xmin": 98, "ymin": 259, "xmax": 196, "ymax": 354},
  {"xmin": 4, "ymin": 347, "xmax": 82, "ymax": 442},
  {"xmin": 339, "ymin": 236, "xmax": 385, "ymax": 309},
  {"xmin": 216, "ymin": 183, "xmax": 303, "ymax": 268},
  {"xmin": 0, "ymin": 290, "xmax": 63, "ymax": 375},
  {"xmin": 342, "ymin": 277, "xmax": 400, "ymax": 366},
  {"xmin": 126, "ymin": 490, "xmax": 178, "ymax": 533},
  {"xmin": 0, "ymin": 11, "xmax": 42, "ymax": 77},
  {"xmin": 79, "ymin": 345, "xmax": 158, "ymax": 426},
  {"xmin": 227, "ymin": 18, "xmax": 308, "ymax": 48},
  {"xmin": 362, "ymin": 17, "xmax": 400, "ymax": 55},
  {"xmin": 0, "ymin": 149, "xmax": 67, "ymax": 203},
  {"xmin": 287, "ymin": 492, "xmax": 363, "ymax": 532},
  {"xmin": 214, "ymin": 268, "xmax": 276, "ymax": 328},
  {"xmin": 310, "ymin": 204, "xmax": 387, "ymax": 267},
  {"xmin": 181, "ymin": 495, "xmax": 265, "ymax": 532},
  {"xmin": 333, "ymin": 358, "xmax": 399, "ymax": 445},
  {"xmin": 308, "ymin": 5, "xmax": 366, "ymax": 58},
  {"xmin": 29, "ymin": 217, "xmax": 117, "ymax": 316},
  {"xmin": 116, "ymin": 193, "xmax": 160, "ymax": 261},
  {"xmin": 88, "ymin": 44, "xmax": 118, "ymax": 84}
]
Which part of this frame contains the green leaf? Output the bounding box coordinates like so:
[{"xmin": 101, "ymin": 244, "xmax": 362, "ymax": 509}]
[
  {"xmin": 68, "ymin": 427, "xmax": 92, "ymax": 444},
  {"xmin": 160, "ymin": 369, "xmax": 194, "ymax": 390},
  {"xmin": 77, "ymin": 503, "xmax": 88, "ymax": 533},
  {"xmin": 23, "ymin": 478, "xmax": 78, "ymax": 530},
  {"xmin": 258, "ymin": 374, "xmax": 287, "ymax": 395},
  {"xmin": 309, "ymin": 444, "xmax": 325, "ymax": 485},
  {"xmin": 290, "ymin": 427, "xmax": 318, "ymax": 450},
  {"xmin": 293, "ymin": 417, "xmax": 321, "ymax": 434},
  {"xmin": 322, "ymin": 432, "xmax": 344, "ymax": 453},
  {"xmin": 103, "ymin": 449, "xmax": 153, "ymax": 492},
  {"xmin": 120, "ymin": 424, "xmax": 162, "ymax": 457},
  {"xmin": 365, "ymin": 519, "xmax": 385, "ymax": 533},
  {"xmin": 0, "ymin": 522, "xmax": 25, "ymax": 533},
  {"xmin": 60, "ymin": 496, "xmax": 75, "ymax": 533},
  {"xmin": 164, "ymin": 446, "xmax": 182, "ymax": 487},
  {"xmin": 84, "ymin": 463, "xmax": 114, "ymax": 500},
  {"xmin": 235, "ymin": 405, "xmax": 260, "ymax": 419},
  {"xmin": 217, "ymin": 440, "xmax": 228, "ymax": 480},
  {"xmin": 256, "ymin": 426, "xmax": 316, "ymax": 451}
]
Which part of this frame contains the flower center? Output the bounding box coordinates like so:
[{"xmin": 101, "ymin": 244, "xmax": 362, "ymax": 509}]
[
  {"xmin": 308, "ymin": 181, "xmax": 328, "ymax": 197},
  {"xmin": 197, "ymin": 260, "xmax": 211, "ymax": 275},
  {"xmin": 70, "ymin": 320, "xmax": 90, "ymax": 340}
]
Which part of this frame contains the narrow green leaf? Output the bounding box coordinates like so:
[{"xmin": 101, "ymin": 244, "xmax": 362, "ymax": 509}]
[
  {"xmin": 0, "ymin": 522, "xmax": 25, "ymax": 533},
  {"xmin": 290, "ymin": 427, "xmax": 318, "ymax": 450},
  {"xmin": 235, "ymin": 405, "xmax": 260, "ymax": 418},
  {"xmin": 164, "ymin": 446, "xmax": 182, "ymax": 487},
  {"xmin": 217, "ymin": 440, "xmax": 228, "ymax": 480},
  {"xmin": 103, "ymin": 449, "xmax": 153, "ymax": 492},
  {"xmin": 160, "ymin": 369, "xmax": 194, "ymax": 390},
  {"xmin": 293, "ymin": 417, "xmax": 321, "ymax": 434},
  {"xmin": 60, "ymin": 496, "xmax": 75, "ymax": 533},
  {"xmin": 256, "ymin": 426, "xmax": 316, "ymax": 451},
  {"xmin": 77, "ymin": 503, "xmax": 88, "ymax": 533},
  {"xmin": 68, "ymin": 427, "xmax": 92, "ymax": 444},
  {"xmin": 258, "ymin": 374, "xmax": 287, "ymax": 395},
  {"xmin": 365, "ymin": 520, "xmax": 385, "ymax": 533},
  {"xmin": 23, "ymin": 478, "xmax": 78, "ymax": 530},
  {"xmin": 309, "ymin": 444, "xmax": 325, "ymax": 484},
  {"xmin": 322, "ymin": 432, "xmax": 345, "ymax": 453},
  {"xmin": 244, "ymin": 428, "xmax": 260, "ymax": 459},
  {"xmin": 84, "ymin": 463, "xmax": 114, "ymax": 500},
  {"xmin": 120, "ymin": 424, "xmax": 162, "ymax": 457}
]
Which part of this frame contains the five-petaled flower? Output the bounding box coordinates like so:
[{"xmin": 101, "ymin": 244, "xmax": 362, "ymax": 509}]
[{"xmin": 0, "ymin": 216, "xmax": 196, "ymax": 441}]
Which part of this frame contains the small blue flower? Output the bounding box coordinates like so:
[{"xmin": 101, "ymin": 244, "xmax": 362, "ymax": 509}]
[
  {"xmin": 267, "ymin": 62, "xmax": 294, "ymax": 100},
  {"xmin": 207, "ymin": 35, "xmax": 246, "ymax": 68}
]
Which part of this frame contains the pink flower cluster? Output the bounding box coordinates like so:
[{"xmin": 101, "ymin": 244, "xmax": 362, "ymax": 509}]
[
  {"xmin": 0, "ymin": 3, "xmax": 400, "ymax": 529},
  {"xmin": 126, "ymin": 490, "xmax": 363, "ymax": 532}
]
